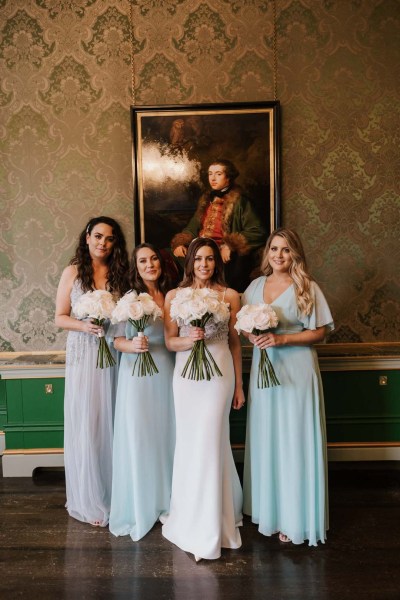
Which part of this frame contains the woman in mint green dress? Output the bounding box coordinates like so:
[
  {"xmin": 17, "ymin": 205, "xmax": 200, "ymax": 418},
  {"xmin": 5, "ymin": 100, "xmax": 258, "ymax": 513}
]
[
  {"xmin": 109, "ymin": 244, "xmax": 175, "ymax": 541},
  {"xmin": 242, "ymin": 228, "xmax": 334, "ymax": 546}
]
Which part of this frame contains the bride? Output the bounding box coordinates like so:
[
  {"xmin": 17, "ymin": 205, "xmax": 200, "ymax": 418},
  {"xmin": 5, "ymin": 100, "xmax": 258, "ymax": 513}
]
[{"xmin": 162, "ymin": 237, "xmax": 244, "ymax": 561}]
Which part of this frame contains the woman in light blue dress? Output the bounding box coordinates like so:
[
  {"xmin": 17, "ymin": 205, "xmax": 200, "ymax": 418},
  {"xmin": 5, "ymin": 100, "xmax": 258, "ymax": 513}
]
[
  {"xmin": 55, "ymin": 217, "xmax": 129, "ymax": 527},
  {"xmin": 242, "ymin": 228, "xmax": 334, "ymax": 546},
  {"xmin": 109, "ymin": 243, "xmax": 175, "ymax": 541}
]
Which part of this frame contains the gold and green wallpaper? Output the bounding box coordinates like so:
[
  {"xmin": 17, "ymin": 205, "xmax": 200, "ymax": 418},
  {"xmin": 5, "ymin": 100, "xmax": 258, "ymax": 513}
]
[{"xmin": 0, "ymin": 0, "xmax": 399, "ymax": 350}]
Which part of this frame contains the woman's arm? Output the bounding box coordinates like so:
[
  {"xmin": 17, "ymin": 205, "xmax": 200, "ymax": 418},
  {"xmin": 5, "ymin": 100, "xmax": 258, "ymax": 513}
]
[
  {"xmin": 164, "ymin": 290, "xmax": 205, "ymax": 352},
  {"xmin": 54, "ymin": 266, "xmax": 101, "ymax": 335},
  {"xmin": 226, "ymin": 289, "xmax": 246, "ymax": 410},
  {"xmin": 250, "ymin": 326, "xmax": 328, "ymax": 350},
  {"xmin": 114, "ymin": 335, "xmax": 149, "ymax": 354}
]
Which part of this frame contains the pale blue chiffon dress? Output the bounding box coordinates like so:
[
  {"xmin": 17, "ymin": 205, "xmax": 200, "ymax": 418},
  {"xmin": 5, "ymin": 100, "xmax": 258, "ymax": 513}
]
[
  {"xmin": 242, "ymin": 277, "xmax": 334, "ymax": 546},
  {"xmin": 64, "ymin": 280, "xmax": 118, "ymax": 526},
  {"xmin": 109, "ymin": 317, "xmax": 175, "ymax": 541}
]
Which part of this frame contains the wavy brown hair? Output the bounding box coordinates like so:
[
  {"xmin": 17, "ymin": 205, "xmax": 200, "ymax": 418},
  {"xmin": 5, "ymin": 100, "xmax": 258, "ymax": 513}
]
[
  {"xmin": 69, "ymin": 216, "xmax": 129, "ymax": 296},
  {"xmin": 129, "ymin": 243, "xmax": 171, "ymax": 296},
  {"xmin": 180, "ymin": 238, "xmax": 226, "ymax": 289},
  {"xmin": 208, "ymin": 158, "xmax": 239, "ymax": 183},
  {"xmin": 260, "ymin": 228, "xmax": 314, "ymax": 315}
]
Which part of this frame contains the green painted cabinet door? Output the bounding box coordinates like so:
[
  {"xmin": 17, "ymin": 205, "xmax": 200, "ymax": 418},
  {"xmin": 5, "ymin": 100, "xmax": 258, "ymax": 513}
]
[{"xmin": 4, "ymin": 378, "xmax": 64, "ymax": 449}]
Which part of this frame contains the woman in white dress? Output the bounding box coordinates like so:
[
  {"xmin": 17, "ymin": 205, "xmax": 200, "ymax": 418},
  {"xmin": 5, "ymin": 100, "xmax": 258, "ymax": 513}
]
[
  {"xmin": 55, "ymin": 216, "xmax": 129, "ymax": 526},
  {"xmin": 242, "ymin": 228, "xmax": 334, "ymax": 545},
  {"xmin": 109, "ymin": 243, "xmax": 175, "ymax": 541},
  {"xmin": 162, "ymin": 237, "xmax": 244, "ymax": 561}
]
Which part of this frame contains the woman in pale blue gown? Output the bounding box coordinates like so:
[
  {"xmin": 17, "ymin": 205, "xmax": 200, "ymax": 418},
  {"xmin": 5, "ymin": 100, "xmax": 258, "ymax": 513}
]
[
  {"xmin": 162, "ymin": 238, "xmax": 244, "ymax": 562},
  {"xmin": 242, "ymin": 228, "xmax": 334, "ymax": 546},
  {"xmin": 55, "ymin": 217, "xmax": 129, "ymax": 526},
  {"xmin": 109, "ymin": 243, "xmax": 175, "ymax": 541}
]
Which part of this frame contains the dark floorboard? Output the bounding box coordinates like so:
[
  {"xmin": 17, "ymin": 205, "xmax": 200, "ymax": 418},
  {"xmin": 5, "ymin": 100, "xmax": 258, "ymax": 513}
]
[{"xmin": 1, "ymin": 462, "xmax": 399, "ymax": 599}]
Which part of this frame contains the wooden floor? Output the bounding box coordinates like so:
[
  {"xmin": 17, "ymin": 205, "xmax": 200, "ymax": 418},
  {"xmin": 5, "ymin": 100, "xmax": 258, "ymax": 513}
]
[{"xmin": 1, "ymin": 461, "xmax": 399, "ymax": 600}]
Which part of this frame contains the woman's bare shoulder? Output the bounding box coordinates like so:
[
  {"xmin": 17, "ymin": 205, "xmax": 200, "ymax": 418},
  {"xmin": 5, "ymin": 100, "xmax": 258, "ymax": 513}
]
[
  {"xmin": 165, "ymin": 287, "xmax": 179, "ymax": 302},
  {"xmin": 59, "ymin": 264, "xmax": 77, "ymax": 285},
  {"xmin": 224, "ymin": 287, "xmax": 240, "ymax": 303}
]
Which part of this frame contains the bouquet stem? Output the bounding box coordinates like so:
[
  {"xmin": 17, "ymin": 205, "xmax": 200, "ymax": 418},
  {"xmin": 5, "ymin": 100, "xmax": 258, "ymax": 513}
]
[
  {"xmin": 254, "ymin": 328, "xmax": 280, "ymax": 389},
  {"xmin": 95, "ymin": 320, "xmax": 116, "ymax": 369},
  {"xmin": 257, "ymin": 348, "xmax": 280, "ymax": 388},
  {"xmin": 130, "ymin": 320, "xmax": 159, "ymax": 377},
  {"xmin": 181, "ymin": 315, "xmax": 222, "ymax": 381}
]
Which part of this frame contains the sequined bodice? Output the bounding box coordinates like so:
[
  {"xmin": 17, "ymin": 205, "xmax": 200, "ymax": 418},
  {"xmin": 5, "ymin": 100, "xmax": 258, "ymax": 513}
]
[
  {"xmin": 179, "ymin": 317, "xmax": 229, "ymax": 343},
  {"xmin": 66, "ymin": 279, "xmax": 115, "ymax": 366}
]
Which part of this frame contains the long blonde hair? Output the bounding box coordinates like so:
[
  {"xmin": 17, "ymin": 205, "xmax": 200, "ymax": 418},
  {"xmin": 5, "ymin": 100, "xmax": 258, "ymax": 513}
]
[{"xmin": 260, "ymin": 228, "xmax": 314, "ymax": 316}]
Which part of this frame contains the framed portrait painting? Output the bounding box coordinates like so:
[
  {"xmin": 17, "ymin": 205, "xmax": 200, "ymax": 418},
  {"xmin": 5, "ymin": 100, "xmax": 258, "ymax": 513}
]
[{"xmin": 131, "ymin": 101, "xmax": 281, "ymax": 290}]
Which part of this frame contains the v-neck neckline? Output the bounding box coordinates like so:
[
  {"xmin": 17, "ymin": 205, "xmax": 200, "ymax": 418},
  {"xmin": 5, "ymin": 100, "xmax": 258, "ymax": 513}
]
[{"xmin": 262, "ymin": 276, "xmax": 293, "ymax": 305}]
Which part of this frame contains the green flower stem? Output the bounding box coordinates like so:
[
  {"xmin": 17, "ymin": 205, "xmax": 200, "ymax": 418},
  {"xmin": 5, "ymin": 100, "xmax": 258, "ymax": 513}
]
[
  {"xmin": 129, "ymin": 317, "xmax": 159, "ymax": 377},
  {"xmin": 254, "ymin": 328, "xmax": 280, "ymax": 389},
  {"xmin": 180, "ymin": 313, "xmax": 222, "ymax": 381},
  {"xmin": 94, "ymin": 318, "xmax": 116, "ymax": 369}
]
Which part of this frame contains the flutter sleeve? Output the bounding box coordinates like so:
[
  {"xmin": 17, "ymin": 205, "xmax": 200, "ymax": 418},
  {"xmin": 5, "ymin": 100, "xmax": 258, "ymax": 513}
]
[
  {"xmin": 112, "ymin": 321, "xmax": 127, "ymax": 338},
  {"xmin": 241, "ymin": 276, "xmax": 265, "ymax": 306},
  {"xmin": 300, "ymin": 282, "xmax": 334, "ymax": 333}
]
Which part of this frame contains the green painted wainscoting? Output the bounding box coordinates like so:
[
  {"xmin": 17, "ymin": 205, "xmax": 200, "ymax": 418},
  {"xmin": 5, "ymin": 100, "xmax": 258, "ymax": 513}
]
[
  {"xmin": 1, "ymin": 345, "xmax": 399, "ymax": 457},
  {"xmin": 0, "ymin": 379, "xmax": 7, "ymax": 431},
  {"xmin": 230, "ymin": 370, "xmax": 400, "ymax": 447},
  {"xmin": 3, "ymin": 377, "xmax": 64, "ymax": 449}
]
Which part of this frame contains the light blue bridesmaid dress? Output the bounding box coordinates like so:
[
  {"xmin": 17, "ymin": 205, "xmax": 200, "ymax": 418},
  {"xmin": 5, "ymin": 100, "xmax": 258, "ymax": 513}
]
[
  {"xmin": 242, "ymin": 276, "xmax": 334, "ymax": 546},
  {"xmin": 109, "ymin": 318, "xmax": 175, "ymax": 541},
  {"xmin": 64, "ymin": 280, "xmax": 117, "ymax": 527}
]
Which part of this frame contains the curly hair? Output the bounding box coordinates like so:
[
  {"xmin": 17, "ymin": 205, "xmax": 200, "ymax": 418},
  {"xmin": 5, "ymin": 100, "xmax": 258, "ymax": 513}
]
[
  {"xmin": 69, "ymin": 216, "xmax": 129, "ymax": 297},
  {"xmin": 129, "ymin": 243, "xmax": 171, "ymax": 296},
  {"xmin": 180, "ymin": 237, "xmax": 226, "ymax": 289},
  {"xmin": 260, "ymin": 228, "xmax": 314, "ymax": 316}
]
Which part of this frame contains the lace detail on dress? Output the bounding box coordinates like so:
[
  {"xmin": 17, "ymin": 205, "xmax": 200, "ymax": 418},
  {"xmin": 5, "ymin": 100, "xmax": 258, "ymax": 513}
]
[{"xmin": 179, "ymin": 317, "xmax": 229, "ymax": 343}]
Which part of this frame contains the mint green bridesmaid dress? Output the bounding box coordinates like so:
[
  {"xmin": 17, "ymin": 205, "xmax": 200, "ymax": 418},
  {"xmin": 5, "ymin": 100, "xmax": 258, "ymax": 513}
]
[
  {"xmin": 242, "ymin": 276, "xmax": 334, "ymax": 546},
  {"xmin": 109, "ymin": 318, "xmax": 175, "ymax": 541}
]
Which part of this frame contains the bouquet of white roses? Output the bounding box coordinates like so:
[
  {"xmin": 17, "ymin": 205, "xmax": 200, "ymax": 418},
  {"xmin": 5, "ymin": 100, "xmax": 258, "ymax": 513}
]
[
  {"xmin": 235, "ymin": 303, "xmax": 280, "ymax": 388},
  {"xmin": 112, "ymin": 291, "xmax": 162, "ymax": 376},
  {"xmin": 73, "ymin": 290, "xmax": 116, "ymax": 369},
  {"xmin": 170, "ymin": 287, "xmax": 230, "ymax": 381}
]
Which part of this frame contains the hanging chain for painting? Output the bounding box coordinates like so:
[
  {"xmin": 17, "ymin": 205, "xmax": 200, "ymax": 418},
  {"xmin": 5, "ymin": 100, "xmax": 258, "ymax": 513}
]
[
  {"xmin": 129, "ymin": 0, "xmax": 136, "ymax": 106},
  {"xmin": 272, "ymin": 0, "xmax": 277, "ymax": 101}
]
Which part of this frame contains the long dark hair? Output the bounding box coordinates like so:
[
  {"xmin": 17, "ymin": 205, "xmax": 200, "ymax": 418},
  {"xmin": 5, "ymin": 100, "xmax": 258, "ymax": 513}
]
[
  {"xmin": 129, "ymin": 243, "xmax": 171, "ymax": 296},
  {"xmin": 69, "ymin": 216, "xmax": 129, "ymax": 296},
  {"xmin": 180, "ymin": 238, "xmax": 226, "ymax": 288}
]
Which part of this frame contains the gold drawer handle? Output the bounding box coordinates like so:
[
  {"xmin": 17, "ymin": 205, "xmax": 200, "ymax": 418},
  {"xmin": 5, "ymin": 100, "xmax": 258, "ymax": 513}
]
[{"xmin": 45, "ymin": 384, "xmax": 53, "ymax": 394}]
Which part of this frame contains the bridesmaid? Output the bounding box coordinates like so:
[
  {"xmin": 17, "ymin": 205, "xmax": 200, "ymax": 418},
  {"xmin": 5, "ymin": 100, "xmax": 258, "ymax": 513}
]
[
  {"xmin": 55, "ymin": 216, "xmax": 129, "ymax": 526},
  {"xmin": 109, "ymin": 243, "xmax": 175, "ymax": 541},
  {"xmin": 242, "ymin": 228, "xmax": 334, "ymax": 546},
  {"xmin": 162, "ymin": 237, "xmax": 244, "ymax": 562}
]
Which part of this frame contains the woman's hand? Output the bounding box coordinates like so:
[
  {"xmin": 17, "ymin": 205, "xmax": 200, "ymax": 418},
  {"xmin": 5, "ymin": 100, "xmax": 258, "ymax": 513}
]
[
  {"xmin": 250, "ymin": 332, "xmax": 285, "ymax": 349},
  {"xmin": 130, "ymin": 335, "xmax": 149, "ymax": 353},
  {"xmin": 82, "ymin": 320, "xmax": 103, "ymax": 336},
  {"xmin": 188, "ymin": 326, "xmax": 205, "ymax": 345},
  {"xmin": 232, "ymin": 387, "xmax": 246, "ymax": 410}
]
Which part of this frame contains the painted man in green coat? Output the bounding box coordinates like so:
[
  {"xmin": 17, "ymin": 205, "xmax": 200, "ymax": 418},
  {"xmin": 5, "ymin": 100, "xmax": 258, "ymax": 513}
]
[{"xmin": 170, "ymin": 159, "xmax": 266, "ymax": 291}]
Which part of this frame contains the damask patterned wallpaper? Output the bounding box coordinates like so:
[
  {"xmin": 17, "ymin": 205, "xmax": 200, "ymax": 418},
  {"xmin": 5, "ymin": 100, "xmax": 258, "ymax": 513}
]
[{"xmin": 0, "ymin": 0, "xmax": 399, "ymax": 350}]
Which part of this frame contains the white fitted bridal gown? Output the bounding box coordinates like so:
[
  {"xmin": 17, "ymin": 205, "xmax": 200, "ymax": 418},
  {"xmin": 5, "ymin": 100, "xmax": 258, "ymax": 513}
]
[{"xmin": 162, "ymin": 314, "xmax": 243, "ymax": 560}]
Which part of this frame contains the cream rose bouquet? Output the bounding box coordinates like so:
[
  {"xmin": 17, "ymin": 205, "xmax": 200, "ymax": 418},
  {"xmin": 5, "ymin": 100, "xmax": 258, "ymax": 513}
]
[
  {"xmin": 170, "ymin": 287, "xmax": 230, "ymax": 381},
  {"xmin": 235, "ymin": 303, "xmax": 280, "ymax": 388},
  {"xmin": 112, "ymin": 291, "xmax": 162, "ymax": 376},
  {"xmin": 73, "ymin": 290, "xmax": 116, "ymax": 369}
]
